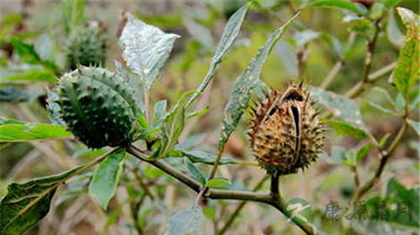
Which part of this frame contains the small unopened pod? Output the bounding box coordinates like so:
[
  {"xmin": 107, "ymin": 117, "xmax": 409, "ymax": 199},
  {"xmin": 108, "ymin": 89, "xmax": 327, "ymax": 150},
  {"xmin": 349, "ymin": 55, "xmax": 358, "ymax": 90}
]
[
  {"xmin": 65, "ymin": 23, "xmax": 107, "ymax": 70},
  {"xmin": 248, "ymin": 83, "xmax": 326, "ymax": 176},
  {"xmin": 57, "ymin": 67, "xmax": 137, "ymax": 148}
]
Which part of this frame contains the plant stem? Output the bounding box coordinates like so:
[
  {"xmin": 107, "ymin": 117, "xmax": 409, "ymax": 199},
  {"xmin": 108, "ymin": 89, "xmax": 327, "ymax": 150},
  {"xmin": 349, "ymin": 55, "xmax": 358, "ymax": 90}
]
[
  {"xmin": 342, "ymin": 98, "xmax": 410, "ymax": 232},
  {"xmin": 234, "ymin": 161, "xmax": 260, "ymax": 167},
  {"xmin": 218, "ymin": 175, "xmax": 269, "ymax": 235},
  {"xmin": 127, "ymin": 145, "xmax": 202, "ymax": 192},
  {"xmin": 346, "ymin": 61, "xmax": 397, "ymax": 99},
  {"xmin": 270, "ymin": 174, "xmax": 280, "ymax": 198},
  {"xmin": 126, "ymin": 145, "xmax": 316, "ymax": 235},
  {"xmin": 143, "ymin": 85, "xmax": 150, "ymax": 122},
  {"xmin": 367, "ymin": 61, "xmax": 396, "ymax": 82},
  {"xmin": 352, "ymin": 166, "xmax": 360, "ymax": 188},
  {"xmin": 208, "ymin": 148, "xmax": 224, "ymax": 182},
  {"xmin": 346, "ymin": 20, "xmax": 381, "ymax": 98},
  {"xmin": 186, "ymin": 60, "xmax": 218, "ymax": 109},
  {"xmin": 354, "ymin": 120, "xmax": 408, "ymax": 201},
  {"xmin": 320, "ymin": 32, "xmax": 356, "ymax": 89}
]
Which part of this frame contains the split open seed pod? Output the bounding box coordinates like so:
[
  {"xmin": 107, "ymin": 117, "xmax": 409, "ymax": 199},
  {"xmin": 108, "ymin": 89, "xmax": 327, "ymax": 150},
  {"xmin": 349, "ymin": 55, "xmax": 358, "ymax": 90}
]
[{"xmin": 248, "ymin": 82, "xmax": 326, "ymax": 176}]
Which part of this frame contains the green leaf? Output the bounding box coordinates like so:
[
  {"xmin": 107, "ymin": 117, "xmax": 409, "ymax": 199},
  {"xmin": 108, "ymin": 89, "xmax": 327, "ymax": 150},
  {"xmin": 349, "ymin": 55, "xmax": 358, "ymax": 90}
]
[
  {"xmin": 73, "ymin": 147, "xmax": 107, "ymax": 160},
  {"xmin": 361, "ymin": 99, "xmax": 395, "ymax": 114},
  {"xmin": 164, "ymin": 204, "xmax": 204, "ymax": 235},
  {"xmin": 0, "ymin": 86, "xmax": 30, "ymax": 103},
  {"xmin": 366, "ymin": 178, "xmax": 419, "ymax": 228},
  {"xmin": 152, "ymin": 100, "xmax": 167, "ymax": 125},
  {"xmin": 381, "ymin": 0, "xmax": 402, "ymax": 8},
  {"xmin": 0, "ymin": 164, "xmax": 86, "ymax": 234},
  {"xmin": 11, "ymin": 38, "xmax": 41, "ymax": 63},
  {"xmin": 151, "ymin": 91, "xmax": 197, "ymax": 159},
  {"xmin": 355, "ymin": 143, "xmax": 372, "ymax": 162},
  {"xmin": 325, "ymin": 120, "xmax": 369, "ymax": 139},
  {"xmin": 186, "ymin": 107, "xmax": 209, "ymax": 119},
  {"xmin": 407, "ymin": 119, "xmax": 420, "ymax": 135},
  {"xmin": 343, "ymin": 15, "xmax": 373, "ymax": 37},
  {"xmin": 391, "ymin": 8, "xmax": 419, "ymax": 98},
  {"xmin": 62, "ymin": 0, "xmax": 85, "ymax": 33},
  {"xmin": 342, "ymin": 149, "xmax": 357, "ymax": 166},
  {"xmin": 212, "ymin": 3, "xmax": 249, "ymax": 69},
  {"xmin": 187, "ymin": 3, "xmax": 249, "ymax": 107},
  {"xmin": 11, "ymin": 38, "xmax": 58, "ymax": 71},
  {"xmin": 136, "ymin": 113, "xmax": 149, "ymax": 129},
  {"xmin": 184, "ymin": 159, "xmax": 206, "ymax": 185},
  {"xmin": 309, "ymin": 86, "xmax": 367, "ymax": 129},
  {"xmin": 206, "ymin": 177, "xmax": 231, "ymax": 189},
  {"xmin": 0, "ymin": 119, "xmax": 72, "ymax": 142},
  {"xmin": 379, "ymin": 133, "xmax": 391, "ymax": 147},
  {"xmin": 1, "ymin": 69, "xmax": 57, "ymax": 84},
  {"xmin": 369, "ymin": 2, "xmax": 387, "ymax": 20},
  {"xmin": 177, "ymin": 149, "xmax": 238, "ymax": 165},
  {"xmin": 387, "ymin": 9, "xmax": 405, "ymax": 48},
  {"xmin": 120, "ymin": 12, "xmax": 180, "ymax": 90},
  {"xmin": 303, "ymin": 0, "xmax": 368, "ymax": 15},
  {"xmin": 219, "ymin": 12, "xmax": 300, "ymax": 150},
  {"xmin": 89, "ymin": 149, "xmax": 125, "ymax": 209}
]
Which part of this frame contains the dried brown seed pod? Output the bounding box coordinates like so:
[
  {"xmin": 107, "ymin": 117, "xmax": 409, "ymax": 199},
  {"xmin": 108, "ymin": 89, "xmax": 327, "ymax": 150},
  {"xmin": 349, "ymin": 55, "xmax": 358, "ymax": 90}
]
[{"xmin": 248, "ymin": 82, "xmax": 325, "ymax": 176}]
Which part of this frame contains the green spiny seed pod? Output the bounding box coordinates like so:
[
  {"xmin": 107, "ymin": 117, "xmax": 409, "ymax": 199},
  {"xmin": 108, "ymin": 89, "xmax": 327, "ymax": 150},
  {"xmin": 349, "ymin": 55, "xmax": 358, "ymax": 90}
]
[
  {"xmin": 248, "ymin": 82, "xmax": 325, "ymax": 176},
  {"xmin": 65, "ymin": 23, "xmax": 106, "ymax": 70},
  {"xmin": 57, "ymin": 67, "xmax": 137, "ymax": 148}
]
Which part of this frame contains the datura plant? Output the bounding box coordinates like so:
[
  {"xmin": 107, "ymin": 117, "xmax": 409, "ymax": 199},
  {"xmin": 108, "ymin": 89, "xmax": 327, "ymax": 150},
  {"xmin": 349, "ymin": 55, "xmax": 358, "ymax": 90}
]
[{"xmin": 0, "ymin": 1, "xmax": 419, "ymax": 235}]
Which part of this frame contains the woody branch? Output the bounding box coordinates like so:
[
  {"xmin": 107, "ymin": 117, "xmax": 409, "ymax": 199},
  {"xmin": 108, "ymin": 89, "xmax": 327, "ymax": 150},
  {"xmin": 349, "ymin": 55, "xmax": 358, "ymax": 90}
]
[{"xmin": 126, "ymin": 144, "xmax": 317, "ymax": 235}]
